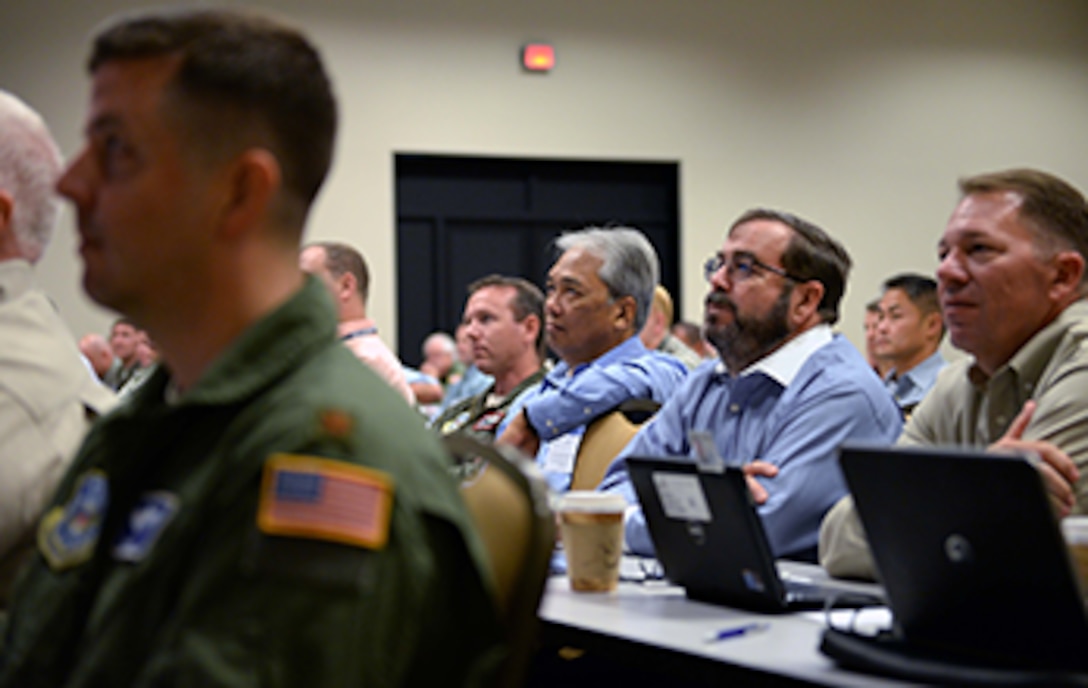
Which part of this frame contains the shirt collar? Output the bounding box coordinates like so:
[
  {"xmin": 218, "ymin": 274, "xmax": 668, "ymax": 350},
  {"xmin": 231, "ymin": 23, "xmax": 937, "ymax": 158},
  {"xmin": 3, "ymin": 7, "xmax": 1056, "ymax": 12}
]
[
  {"xmin": 0, "ymin": 259, "xmax": 34, "ymax": 304},
  {"xmin": 337, "ymin": 318, "xmax": 378, "ymax": 340},
  {"xmin": 150, "ymin": 275, "xmax": 338, "ymax": 406},
  {"xmin": 967, "ymin": 299, "xmax": 1088, "ymax": 389},
  {"xmin": 715, "ymin": 324, "xmax": 833, "ymax": 387},
  {"xmin": 886, "ymin": 349, "xmax": 945, "ymax": 387}
]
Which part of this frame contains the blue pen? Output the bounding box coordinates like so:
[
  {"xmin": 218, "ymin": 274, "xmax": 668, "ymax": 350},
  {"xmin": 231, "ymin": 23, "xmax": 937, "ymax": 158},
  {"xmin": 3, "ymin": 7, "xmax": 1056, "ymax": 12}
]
[{"xmin": 704, "ymin": 621, "xmax": 770, "ymax": 643}]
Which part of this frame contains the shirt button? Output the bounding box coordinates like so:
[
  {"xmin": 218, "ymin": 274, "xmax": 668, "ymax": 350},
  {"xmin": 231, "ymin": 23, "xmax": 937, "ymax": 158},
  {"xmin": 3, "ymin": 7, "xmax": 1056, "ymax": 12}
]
[
  {"xmin": 584, "ymin": 407, "xmax": 592, "ymax": 415},
  {"xmin": 729, "ymin": 404, "xmax": 740, "ymax": 413}
]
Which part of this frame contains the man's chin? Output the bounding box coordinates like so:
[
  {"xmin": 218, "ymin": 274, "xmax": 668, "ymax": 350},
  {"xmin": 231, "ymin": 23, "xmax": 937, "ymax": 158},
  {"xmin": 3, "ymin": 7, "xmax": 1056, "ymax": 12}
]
[
  {"xmin": 947, "ymin": 328, "xmax": 975, "ymax": 353},
  {"xmin": 473, "ymin": 360, "xmax": 495, "ymax": 376},
  {"xmin": 703, "ymin": 329, "xmax": 732, "ymax": 358},
  {"xmin": 83, "ymin": 277, "xmax": 124, "ymax": 314},
  {"xmin": 82, "ymin": 274, "xmax": 106, "ymax": 305},
  {"xmin": 544, "ymin": 332, "xmax": 564, "ymax": 353}
]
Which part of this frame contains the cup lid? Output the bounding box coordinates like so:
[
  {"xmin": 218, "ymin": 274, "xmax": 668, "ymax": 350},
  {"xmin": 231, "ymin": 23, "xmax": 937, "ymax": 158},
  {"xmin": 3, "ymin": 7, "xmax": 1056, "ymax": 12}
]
[
  {"xmin": 557, "ymin": 491, "xmax": 628, "ymax": 513},
  {"xmin": 1061, "ymin": 515, "xmax": 1088, "ymax": 538}
]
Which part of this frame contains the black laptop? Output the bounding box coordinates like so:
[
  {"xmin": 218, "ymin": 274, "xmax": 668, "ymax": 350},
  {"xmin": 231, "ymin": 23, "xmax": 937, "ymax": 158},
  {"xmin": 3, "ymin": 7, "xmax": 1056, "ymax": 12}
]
[
  {"xmin": 839, "ymin": 443, "xmax": 1088, "ymax": 671},
  {"xmin": 627, "ymin": 456, "xmax": 883, "ymax": 613}
]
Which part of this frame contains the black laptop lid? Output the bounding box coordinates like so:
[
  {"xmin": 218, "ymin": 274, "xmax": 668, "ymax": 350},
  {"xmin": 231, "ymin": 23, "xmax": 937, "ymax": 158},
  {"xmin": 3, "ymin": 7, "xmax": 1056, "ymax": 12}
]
[
  {"xmin": 840, "ymin": 443, "xmax": 1088, "ymax": 670},
  {"xmin": 627, "ymin": 456, "xmax": 792, "ymax": 612}
]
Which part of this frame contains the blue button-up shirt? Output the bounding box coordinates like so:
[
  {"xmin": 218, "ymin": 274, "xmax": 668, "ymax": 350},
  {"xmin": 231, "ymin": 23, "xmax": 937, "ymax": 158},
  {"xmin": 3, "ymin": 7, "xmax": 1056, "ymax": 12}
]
[
  {"xmin": 515, "ymin": 336, "xmax": 688, "ymax": 493},
  {"xmin": 884, "ymin": 349, "xmax": 947, "ymax": 412},
  {"xmin": 600, "ymin": 327, "xmax": 902, "ymax": 559}
]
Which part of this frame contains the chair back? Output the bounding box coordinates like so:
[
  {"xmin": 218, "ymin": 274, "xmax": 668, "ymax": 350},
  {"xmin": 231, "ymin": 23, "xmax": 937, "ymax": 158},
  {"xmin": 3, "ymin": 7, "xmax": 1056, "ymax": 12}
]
[
  {"xmin": 570, "ymin": 399, "xmax": 660, "ymax": 491},
  {"xmin": 445, "ymin": 434, "xmax": 555, "ymax": 688}
]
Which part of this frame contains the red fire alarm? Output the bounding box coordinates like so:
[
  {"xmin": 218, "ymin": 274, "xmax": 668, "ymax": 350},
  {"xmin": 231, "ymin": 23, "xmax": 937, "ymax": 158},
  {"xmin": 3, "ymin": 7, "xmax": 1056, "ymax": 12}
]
[{"xmin": 522, "ymin": 43, "xmax": 556, "ymax": 73}]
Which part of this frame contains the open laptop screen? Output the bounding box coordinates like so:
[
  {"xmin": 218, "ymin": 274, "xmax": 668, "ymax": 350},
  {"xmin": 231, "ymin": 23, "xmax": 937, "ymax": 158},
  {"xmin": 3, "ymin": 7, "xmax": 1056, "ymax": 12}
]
[
  {"xmin": 628, "ymin": 456, "xmax": 882, "ymax": 613},
  {"xmin": 839, "ymin": 443, "xmax": 1088, "ymax": 670}
]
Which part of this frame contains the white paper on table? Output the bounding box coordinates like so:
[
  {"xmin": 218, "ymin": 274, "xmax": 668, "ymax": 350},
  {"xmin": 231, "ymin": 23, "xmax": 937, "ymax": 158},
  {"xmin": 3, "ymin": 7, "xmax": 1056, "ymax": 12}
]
[{"xmin": 802, "ymin": 607, "xmax": 894, "ymax": 637}]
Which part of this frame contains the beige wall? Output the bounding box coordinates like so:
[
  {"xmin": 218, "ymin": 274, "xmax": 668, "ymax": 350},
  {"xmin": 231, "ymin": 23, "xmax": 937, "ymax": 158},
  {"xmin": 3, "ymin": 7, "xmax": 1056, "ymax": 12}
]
[{"xmin": 3, "ymin": 0, "xmax": 1087, "ymax": 357}]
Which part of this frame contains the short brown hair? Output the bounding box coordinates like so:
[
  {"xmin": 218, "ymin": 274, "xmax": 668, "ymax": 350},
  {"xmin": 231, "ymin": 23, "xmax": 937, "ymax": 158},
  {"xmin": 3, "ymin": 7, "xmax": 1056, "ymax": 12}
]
[
  {"xmin": 89, "ymin": 8, "xmax": 337, "ymax": 230},
  {"xmin": 730, "ymin": 208, "xmax": 852, "ymax": 325},
  {"xmin": 311, "ymin": 242, "xmax": 369, "ymax": 302},
  {"xmin": 467, "ymin": 275, "xmax": 546, "ymax": 358},
  {"xmin": 959, "ymin": 169, "xmax": 1088, "ymax": 268}
]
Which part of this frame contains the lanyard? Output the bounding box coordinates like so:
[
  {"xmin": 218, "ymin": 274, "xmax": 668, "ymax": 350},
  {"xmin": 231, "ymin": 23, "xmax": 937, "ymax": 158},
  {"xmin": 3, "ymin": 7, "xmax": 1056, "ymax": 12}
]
[{"xmin": 340, "ymin": 326, "xmax": 378, "ymax": 342}]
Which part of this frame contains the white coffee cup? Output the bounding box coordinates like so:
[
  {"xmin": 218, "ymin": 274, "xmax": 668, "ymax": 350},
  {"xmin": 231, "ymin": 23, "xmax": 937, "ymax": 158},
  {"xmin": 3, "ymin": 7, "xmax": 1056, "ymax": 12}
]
[
  {"xmin": 1060, "ymin": 516, "xmax": 1088, "ymax": 598},
  {"xmin": 557, "ymin": 491, "xmax": 627, "ymax": 592}
]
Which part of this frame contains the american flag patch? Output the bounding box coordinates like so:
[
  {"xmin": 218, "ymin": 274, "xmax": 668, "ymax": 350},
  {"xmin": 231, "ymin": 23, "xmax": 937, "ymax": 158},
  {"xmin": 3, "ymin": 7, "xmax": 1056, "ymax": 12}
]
[{"xmin": 257, "ymin": 454, "xmax": 394, "ymax": 549}]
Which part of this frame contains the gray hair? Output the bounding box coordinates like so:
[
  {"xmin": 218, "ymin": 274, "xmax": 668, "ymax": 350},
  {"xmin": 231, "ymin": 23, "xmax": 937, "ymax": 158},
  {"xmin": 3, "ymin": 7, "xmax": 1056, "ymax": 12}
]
[
  {"xmin": 0, "ymin": 91, "xmax": 63, "ymax": 263},
  {"xmin": 424, "ymin": 331, "xmax": 455, "ymax": 355},
  {"xmin": 555, "ymin": 226, "xmax": 659, "ymax": 331}
]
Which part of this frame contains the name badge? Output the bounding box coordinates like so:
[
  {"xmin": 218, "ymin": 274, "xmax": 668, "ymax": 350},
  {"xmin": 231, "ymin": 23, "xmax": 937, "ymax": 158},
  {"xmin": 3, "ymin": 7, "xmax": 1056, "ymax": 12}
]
[{"xmin": 541, "ymin": 432, "xmax": 582, "ymax": 475}]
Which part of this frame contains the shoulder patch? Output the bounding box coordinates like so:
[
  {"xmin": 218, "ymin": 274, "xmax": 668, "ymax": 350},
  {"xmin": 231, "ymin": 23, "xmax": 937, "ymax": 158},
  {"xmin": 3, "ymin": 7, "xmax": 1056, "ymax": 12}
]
[
  {"xmin": 440, "ymin": 410, "xmax": 472, "ymax": 435},
  {"xmin": 38, "ymin": 470, "xmax": 109, "ymax": 571},
  {"xmin": 318, "ymin": 408, "xmax": 354, "ymax": 440},
  {"xmin": 258, "ymin": 453, "xmax": 394, "ymax": 550},
  {"xmin": 113, "ymin": 491, "xmax": 180, "ymax": 563}
]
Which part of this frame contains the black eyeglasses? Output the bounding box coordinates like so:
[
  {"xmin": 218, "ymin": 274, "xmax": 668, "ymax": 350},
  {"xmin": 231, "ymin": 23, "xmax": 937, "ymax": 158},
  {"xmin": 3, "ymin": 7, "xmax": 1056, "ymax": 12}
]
[{"xmin": 703, "ymin": 251, "xmax": 803, "ymax": 283}]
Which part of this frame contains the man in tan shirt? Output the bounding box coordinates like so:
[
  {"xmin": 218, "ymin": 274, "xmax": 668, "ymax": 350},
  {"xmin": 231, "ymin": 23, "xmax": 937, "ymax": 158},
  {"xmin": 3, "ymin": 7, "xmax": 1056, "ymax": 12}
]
[
  {"xmin": 821, "ymin": 168, "xmax": 1087, "ymax": 580},
  {"xmin": 0, "ymin": 90, "xmax": 116, "ymax": 604}
]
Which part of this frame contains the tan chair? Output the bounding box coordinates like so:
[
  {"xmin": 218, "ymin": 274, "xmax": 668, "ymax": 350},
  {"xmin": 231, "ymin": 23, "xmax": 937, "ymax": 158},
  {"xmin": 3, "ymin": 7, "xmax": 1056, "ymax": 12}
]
[
  {"xmin": 444, "ymin": 434, "xmax": 555, "ymax": 688},
  {"xmin": 569, "ymin": 399, "xmax": 661, "ymax": 491}
]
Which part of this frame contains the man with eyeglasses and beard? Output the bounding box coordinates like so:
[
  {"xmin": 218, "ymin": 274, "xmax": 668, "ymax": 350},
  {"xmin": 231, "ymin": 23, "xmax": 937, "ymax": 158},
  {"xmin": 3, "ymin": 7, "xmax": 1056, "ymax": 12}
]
[{"xmin": 598, "ymin": 209, "xmax": 902, "ymax": 562}]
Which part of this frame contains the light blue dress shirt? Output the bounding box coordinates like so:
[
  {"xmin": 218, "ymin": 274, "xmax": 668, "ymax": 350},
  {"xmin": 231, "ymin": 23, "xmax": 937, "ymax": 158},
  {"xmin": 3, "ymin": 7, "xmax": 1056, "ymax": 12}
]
[
  {"xmin": 515, "ymin": 336, "xmax": 688, "ymax": 493},
  {"xmin": 599, "ymin": 327, "xmax": 902, "ymax": 560},
  {"xmin": 402, "ymin": 366, "xmax": 440, "ymax": 387},
  {"xmin": 883, "ymin": 349, "xmax": 946, "ymax": 412}
]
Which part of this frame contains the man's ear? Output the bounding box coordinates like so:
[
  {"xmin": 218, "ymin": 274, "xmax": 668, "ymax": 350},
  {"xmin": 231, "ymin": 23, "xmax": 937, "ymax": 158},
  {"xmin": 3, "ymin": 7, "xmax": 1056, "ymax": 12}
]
[
  {"xmin": 613, "ymin": 295, "xmax": 637, "ymax": 332},
  {"xmin": 0, "ymin": 191, "xmax": 21, "ymax": 260},
  {"xmin": 1049, "ymin": 250, "xmax": 1086, "ymax": 302},
  {"xmin": 0, "ymin": 191, "xmax": 12, "ymax": 231},
  {"xmin": 790, "ymin": 280, "xmax": 825, "ymax": 326},
  {"xmin": 337, "ymin": 270, "xmax": 358, "ymax": 304},
  {"xmin": 218, "ymin": 148, "xmax": 280, "ymax": 239},
  {"xmin": 923, "ymin": 310, "xmax": 944, "ymax": 341},
  {"xmin": 522, "ymin": 313, "xmax": 541, "ymax": 345}
]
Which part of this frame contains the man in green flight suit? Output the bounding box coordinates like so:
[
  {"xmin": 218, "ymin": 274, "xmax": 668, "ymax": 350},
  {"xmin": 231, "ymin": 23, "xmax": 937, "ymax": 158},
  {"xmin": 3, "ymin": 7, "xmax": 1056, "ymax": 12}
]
[
  {"xmin": 0, "ymin": 8, "xmax": 503, "ymax": 687},
  {"xmin": 432, "ymin": 274, "xmax": 548, "ymax": 442}
]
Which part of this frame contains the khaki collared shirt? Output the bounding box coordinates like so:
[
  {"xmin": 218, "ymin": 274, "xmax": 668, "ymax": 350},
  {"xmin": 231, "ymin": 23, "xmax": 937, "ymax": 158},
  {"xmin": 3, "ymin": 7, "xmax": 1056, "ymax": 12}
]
[
  {"xmin": 0, "ymin": 260, "xmax": 116, "ymax": 605},
  {"xmin": 820, "ymin": 300, "xmax": 1088, "ymax": 580}
]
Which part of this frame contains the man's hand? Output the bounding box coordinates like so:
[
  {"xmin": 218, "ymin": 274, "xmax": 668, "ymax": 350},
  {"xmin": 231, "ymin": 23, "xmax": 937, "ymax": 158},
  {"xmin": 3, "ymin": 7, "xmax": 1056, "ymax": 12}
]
[
  {"xmin": 495, "ymin": 410, "xmax": 541, "ymax": 457},
  {"xmin": 990, "ymin": 400, "xmax": 1079, "ymax": 516},
  {"xmin": 743, "ymin": 460, "xmax": 779, "ymax": 505}
]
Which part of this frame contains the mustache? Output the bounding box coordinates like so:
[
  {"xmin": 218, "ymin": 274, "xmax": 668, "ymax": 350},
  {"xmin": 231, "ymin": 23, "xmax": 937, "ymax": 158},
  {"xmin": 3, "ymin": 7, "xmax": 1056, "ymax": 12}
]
[{"xmin": 705, "ymin": 291, "xmax": 734, "ymax": 309}]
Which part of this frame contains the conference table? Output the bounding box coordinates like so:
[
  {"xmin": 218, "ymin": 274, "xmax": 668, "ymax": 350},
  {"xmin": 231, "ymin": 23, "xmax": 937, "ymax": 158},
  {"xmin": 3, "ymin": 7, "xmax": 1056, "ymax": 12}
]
[{"xmin": 537, "ymin": 560, "xmax": 922, "ymax": 687}]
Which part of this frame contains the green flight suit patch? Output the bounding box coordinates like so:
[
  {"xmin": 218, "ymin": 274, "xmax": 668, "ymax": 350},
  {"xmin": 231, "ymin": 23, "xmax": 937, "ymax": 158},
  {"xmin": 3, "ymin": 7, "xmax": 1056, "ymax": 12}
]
[
  {"xmin": 38, "ymin": 469, "xmax": 109, "ymax": 571},
  {"xmin": 318, "ymin": 408, "xmax": 354, "ymax": 440},
  {"xmin": 440, "ymin": 410, "xmax": 472, "ymax": 435},
  {"xmin": 112, "ymin": 491, "xmax": 180, "ymax": 563}
]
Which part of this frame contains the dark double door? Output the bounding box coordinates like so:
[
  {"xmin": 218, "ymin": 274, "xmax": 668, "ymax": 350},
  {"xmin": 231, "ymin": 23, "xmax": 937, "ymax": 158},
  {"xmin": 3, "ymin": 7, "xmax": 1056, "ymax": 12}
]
[{"xmin": 395, "ymin": 154, "xmax": 680, "ymax": 366}]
